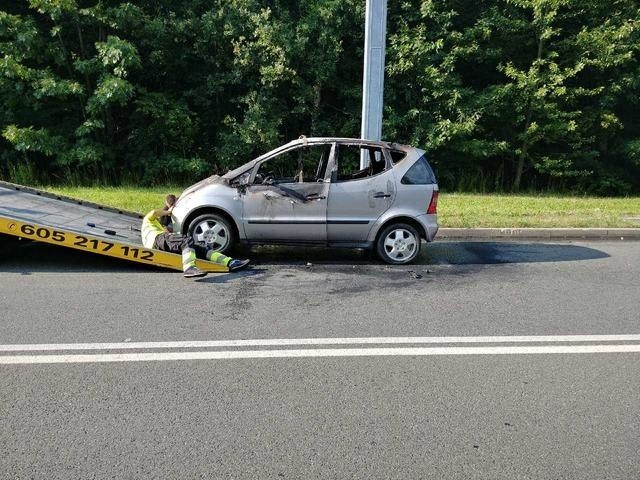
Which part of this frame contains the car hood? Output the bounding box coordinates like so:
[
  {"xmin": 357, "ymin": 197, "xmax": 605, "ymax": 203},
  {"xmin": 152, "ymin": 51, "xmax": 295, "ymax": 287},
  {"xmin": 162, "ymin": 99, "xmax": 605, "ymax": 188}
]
[{"xmin": 179, "ymin": 175, "xmax": 228, "ymax": 198}]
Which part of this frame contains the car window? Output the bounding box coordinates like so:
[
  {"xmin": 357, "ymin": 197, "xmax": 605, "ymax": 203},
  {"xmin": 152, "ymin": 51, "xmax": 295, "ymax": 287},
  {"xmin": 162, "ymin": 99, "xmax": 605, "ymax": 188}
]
[
  {"xmin": 254, "ymin": 144, "xmax": 331, "ymax": 184},
  {"xmin": 230, "ymin": 168, "xmax": 252, "ymax": 186},
  {"xmin": 335, "ymin": 145, "xmax": 388, "ymax": 182},
  {"xmin": 390, "ymin": 150, "xmax": 407, "ymax": 164},
  {"xmin": 401, "ymin": 155, "xmax": 437, "ymax": 185}
]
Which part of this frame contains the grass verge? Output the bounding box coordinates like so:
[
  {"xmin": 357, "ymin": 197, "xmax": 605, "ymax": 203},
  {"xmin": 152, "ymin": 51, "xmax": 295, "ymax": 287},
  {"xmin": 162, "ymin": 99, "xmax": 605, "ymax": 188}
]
[
  {"xmin": 442, "ymin": 193, "xmax": 640, "ymax": 228},
  {"xmin": 44, "ymin": 186, "xmax": 184, "ymax": 215},
  {"xmin": 44, "ymin": 186, "xmax": 640, "ymax": 228}
]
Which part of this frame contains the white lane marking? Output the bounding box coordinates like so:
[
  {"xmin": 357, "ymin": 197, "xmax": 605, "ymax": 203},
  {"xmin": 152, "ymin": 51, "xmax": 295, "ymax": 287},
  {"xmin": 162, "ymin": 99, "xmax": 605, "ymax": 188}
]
[
  {"xmin": 1, "ymin": 344, "xmax": 640, "ymax": 365},
  {"xmin": 1, "ymin": 335, "xmax": 640, "ymax": 352}
]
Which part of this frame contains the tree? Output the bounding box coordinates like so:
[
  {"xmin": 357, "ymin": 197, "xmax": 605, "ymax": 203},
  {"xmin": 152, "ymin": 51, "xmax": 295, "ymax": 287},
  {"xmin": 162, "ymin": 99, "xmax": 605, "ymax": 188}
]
[{"xmin": 0, "ymin": 0, "xmax": 638, "ymax": 192}]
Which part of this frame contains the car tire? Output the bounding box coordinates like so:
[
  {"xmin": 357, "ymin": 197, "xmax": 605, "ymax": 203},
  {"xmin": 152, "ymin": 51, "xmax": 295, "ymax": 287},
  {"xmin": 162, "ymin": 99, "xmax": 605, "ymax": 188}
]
[
  {"xmin": 376, "ymin": 223, "xmax": 421, "ymax": 265},
  {"xmin": 188, "ymin": 213, "xmax": 236, "ymax": 255}
]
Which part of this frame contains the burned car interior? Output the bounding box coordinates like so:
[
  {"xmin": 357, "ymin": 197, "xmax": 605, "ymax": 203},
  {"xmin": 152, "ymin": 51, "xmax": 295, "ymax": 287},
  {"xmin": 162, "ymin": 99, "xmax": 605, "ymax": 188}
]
[
  {"xmin": 241, "ymin": 142, "xmax": 394, "ymax": 203},
  {"xmin": 253, "ymin": 144, "xmax": 332, "ymax": 185},
  {"xmin": 245, "ymin": 144, "xmax": 332, "ymax": 203},
  {"xmin": 334, "ymin": 145, "xmax": 388, "ymax": 181}
]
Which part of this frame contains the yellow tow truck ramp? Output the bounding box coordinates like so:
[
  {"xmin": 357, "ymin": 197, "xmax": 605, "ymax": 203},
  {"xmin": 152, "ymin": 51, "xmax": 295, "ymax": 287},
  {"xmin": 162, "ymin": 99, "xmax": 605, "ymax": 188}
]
[{"xmin": 0, "ymin": 181, "xmax": 229, "ymax": 273}]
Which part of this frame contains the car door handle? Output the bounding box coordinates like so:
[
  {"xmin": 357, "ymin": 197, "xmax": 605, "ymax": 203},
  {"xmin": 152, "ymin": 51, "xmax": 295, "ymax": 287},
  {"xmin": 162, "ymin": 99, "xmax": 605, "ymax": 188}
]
[
  {"xmin": 306, "ymin": 195, "xmax": 326, "ymax": 200},
  {"xmin": 373, "ymin": 192, "xmax": 391, "ymax": 198}
]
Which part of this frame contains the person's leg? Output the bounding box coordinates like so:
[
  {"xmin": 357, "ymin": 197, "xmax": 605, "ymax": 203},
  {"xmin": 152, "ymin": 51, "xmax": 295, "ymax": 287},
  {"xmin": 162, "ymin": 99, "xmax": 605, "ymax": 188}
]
[
  {"xmin": 204, "ymin": 248, "xmax": 249, "ymax": 271},
  {"xmin": 188, "ymin": 236, "xmax": 233, "ymax": 267},
  {"xmin": 206, "ymin": 249, "xmax": 232, "ymax": 266},
  {"xmin": 198, "ymin": 242, "xmax": 249, "ymax": 271},
  {"xmin": 152, "ymin": 233, "xmax": 172, "ymax": 252},
  {"xmin": 190, "ymin": 240, "xmax": 211, "ymax": 260},
  {"xmin": 178, "ymin": 235, "xmax": 200, "ymax": 273},
  {"xmin": 170, "ymin": 234, "xmax": 250, "ymax": 272},
  {"xmin": 156, "ymin": 233, "xmax": 203, "ymax": 276}
]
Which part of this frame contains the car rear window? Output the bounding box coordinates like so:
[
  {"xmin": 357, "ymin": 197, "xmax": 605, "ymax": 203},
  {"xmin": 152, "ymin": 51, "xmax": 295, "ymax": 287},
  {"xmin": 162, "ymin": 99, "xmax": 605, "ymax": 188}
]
[{"xmin": 401, "ymin": 155, "xmax": 437, "ymax": 185}]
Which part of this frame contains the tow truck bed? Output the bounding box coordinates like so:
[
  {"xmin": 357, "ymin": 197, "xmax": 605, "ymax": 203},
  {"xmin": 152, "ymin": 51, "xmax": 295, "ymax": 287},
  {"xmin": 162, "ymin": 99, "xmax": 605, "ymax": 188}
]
[{"xmin": 0, "ymin": 181, "xmax": 228, "ymax": 272}]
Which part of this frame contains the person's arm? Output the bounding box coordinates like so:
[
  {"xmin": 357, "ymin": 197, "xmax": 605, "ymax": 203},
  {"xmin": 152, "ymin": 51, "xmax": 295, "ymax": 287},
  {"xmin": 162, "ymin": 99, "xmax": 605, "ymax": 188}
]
[{"xmin": 147, "ymin": 206, "xmax": 174, "ymax": 221}]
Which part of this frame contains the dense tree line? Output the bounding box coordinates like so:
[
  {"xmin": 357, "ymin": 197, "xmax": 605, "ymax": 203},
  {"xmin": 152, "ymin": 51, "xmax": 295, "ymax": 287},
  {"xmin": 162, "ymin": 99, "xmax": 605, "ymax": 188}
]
[{"xmin": 1, "ymin": 0, "xmax": 639, "ymax": 193}]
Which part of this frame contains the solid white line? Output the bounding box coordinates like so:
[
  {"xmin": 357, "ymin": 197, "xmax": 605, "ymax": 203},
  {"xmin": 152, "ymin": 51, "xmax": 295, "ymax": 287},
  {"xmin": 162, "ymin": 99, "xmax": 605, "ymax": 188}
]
[
  {"xmin": 1, "ymin": 334, "xmax": 640, "ymax": 352},
  {"xmin": 1, "ymin": 344, "xmax": 640, "ymax": 365}
]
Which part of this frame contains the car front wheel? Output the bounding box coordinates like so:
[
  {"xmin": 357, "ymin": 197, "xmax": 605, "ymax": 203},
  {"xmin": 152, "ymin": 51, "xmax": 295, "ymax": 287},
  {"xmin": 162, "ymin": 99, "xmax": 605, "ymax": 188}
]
[
  {"xmin": 188, "ymin": 213, "xmax": 236, "ymax": 254},
  {"xmin": 376, "ymin": 223, "xmax": 421, "ymax": 264}
]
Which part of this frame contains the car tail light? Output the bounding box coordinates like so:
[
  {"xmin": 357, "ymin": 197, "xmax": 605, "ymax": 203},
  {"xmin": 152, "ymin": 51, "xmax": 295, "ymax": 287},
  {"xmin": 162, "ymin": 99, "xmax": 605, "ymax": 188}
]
[{"xmin": 427, "ymin": 190, "xmax": 439, "ymax": 214}]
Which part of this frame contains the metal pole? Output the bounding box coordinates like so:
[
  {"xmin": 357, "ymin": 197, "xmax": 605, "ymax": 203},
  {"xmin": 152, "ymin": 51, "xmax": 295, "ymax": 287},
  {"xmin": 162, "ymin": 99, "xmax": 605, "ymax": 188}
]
[{"xmin": 360, "ymin": 0, "xmax": 388, "ymax": 168}]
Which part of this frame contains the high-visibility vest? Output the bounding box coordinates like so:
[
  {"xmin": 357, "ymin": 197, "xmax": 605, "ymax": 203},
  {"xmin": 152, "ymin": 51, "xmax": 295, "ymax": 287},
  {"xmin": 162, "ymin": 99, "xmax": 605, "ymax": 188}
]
[{"xmin": 141, "ymin": 211, "xmax": 164, "ymax": 248}]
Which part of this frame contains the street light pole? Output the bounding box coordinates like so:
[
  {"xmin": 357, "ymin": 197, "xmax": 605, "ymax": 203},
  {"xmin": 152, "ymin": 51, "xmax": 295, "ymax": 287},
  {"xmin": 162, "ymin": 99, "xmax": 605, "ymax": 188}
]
[{"xmin": 360, "ymin": 0, "xmax": 388, "ymax": 168}]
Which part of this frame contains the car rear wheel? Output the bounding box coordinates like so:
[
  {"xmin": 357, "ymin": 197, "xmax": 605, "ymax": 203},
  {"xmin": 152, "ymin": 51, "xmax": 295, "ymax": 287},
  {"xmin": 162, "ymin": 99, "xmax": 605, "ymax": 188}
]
[
  {"xmin": 376, "ymin": 223, "xmax": 421, "ymax": 264},
  {"xmin": 188, "ymin": 213, "xmax": 236, "ymax": 254}
]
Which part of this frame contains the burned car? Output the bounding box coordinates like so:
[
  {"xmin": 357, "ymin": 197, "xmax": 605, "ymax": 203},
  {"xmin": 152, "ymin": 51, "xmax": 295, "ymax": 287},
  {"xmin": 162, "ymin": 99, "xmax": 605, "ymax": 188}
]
[{"xmin": 172, "ymin": 137, "xmax": 439, "ymax": 264}]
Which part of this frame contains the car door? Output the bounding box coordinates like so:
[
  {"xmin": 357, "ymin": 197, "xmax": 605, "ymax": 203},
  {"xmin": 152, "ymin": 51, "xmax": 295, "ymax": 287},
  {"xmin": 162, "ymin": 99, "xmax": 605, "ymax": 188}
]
[
  {"xmin": 327, "ymin": 143, "xmax": 396, "ymax": 243},
  {"xmin": 241, "ymin": 143, "xmax": 334, "ymax": 243}
]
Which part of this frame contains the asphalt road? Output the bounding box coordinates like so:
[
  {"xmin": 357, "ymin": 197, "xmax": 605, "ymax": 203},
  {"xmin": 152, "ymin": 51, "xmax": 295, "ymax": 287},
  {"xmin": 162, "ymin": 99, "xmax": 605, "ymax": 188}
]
[{"xmin": 1, "ymin": 237, "xmax": 639, "ymax": 479}]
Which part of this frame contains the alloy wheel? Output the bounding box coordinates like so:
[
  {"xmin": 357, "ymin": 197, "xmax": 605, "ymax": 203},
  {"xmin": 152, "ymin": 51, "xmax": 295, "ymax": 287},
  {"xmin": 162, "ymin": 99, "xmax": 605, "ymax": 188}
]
[
  {"xmin": 193, "ymin": 218, "xmax": 229, "ymax": 251},
  {"xmin": 383, "ymin": 228, "xmax": 418, "ymax": 261}
]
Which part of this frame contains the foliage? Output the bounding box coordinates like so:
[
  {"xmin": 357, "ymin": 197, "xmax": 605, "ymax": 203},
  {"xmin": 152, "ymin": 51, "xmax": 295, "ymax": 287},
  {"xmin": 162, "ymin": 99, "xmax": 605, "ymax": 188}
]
[
  {"xmin": 0, "ymin": 0, "xmax": 639, "ymax": 192},
  {"xmin": 385, "ymin": 0, "xmax": 640, "ymax": 193}
]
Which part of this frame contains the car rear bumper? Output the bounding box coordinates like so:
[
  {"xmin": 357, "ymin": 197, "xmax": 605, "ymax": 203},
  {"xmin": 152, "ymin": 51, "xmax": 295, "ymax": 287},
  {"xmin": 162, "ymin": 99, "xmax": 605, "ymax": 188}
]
[{"xmin": 416, "ymin": 213, "xmax": 439, "ymax": 242}]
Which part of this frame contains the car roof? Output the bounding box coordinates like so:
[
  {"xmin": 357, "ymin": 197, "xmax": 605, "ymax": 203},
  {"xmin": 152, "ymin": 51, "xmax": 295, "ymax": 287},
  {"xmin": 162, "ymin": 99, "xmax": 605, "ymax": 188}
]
[{"xmin": 223, "ymin": 137, "xmax": 415, "ymax": 179}]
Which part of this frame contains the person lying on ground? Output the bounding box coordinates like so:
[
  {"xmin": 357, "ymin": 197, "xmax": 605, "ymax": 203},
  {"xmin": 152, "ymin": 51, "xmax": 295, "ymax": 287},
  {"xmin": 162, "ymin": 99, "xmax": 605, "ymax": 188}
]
[{"xmin": 141, "ymin": 194, "xmax": 250, "ymax": 278}]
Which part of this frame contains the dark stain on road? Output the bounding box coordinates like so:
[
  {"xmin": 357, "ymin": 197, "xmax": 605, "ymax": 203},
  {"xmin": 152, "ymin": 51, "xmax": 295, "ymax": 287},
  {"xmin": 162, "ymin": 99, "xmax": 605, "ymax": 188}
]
[{"xmin": 1, "ymin": 236, "xmax": 610, "ymax": 276}]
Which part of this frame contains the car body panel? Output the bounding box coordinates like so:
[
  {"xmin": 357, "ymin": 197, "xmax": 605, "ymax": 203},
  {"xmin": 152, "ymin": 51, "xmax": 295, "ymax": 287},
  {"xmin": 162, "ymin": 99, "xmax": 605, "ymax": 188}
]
[
  {"xmin": 367, "ymin": 207, "xmax": 439, "ymax": 243},
  {"xmin": 241, "ymin": 182, "xmax": 330, "ymax": 241},
  {"xmin": 327, "ymin": 170, "xmax": 396, "ymax": 242}
]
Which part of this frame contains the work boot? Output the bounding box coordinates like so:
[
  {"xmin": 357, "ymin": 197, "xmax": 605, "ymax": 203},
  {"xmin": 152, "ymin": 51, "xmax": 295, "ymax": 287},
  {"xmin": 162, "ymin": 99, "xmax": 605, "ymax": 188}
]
[
  {"xmin": 228, "ymin": 259, "xmax": 250, "ymax": 272},
  {"xmin": 183, "ymin": 266, "xmax": 207, "ymax": 278}
]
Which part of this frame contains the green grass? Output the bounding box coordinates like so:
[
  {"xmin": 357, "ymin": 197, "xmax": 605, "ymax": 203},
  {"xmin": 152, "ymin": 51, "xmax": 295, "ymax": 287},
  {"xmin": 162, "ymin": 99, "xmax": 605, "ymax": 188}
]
[
  {"xmin": 44, "ymin": 186, "xmax": 640, "ymax": 228},
  {"xmin": 441, "ymin": 193, "xmax": 640, "ymax": 228},
  {"xmin": 45, "ymin": 186, "xmax": 184, "ymax": 215}
]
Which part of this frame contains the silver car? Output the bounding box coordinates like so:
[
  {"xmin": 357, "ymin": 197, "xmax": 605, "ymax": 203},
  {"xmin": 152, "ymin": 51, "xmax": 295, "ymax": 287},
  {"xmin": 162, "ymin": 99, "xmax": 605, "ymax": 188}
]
[{"xmin": 172, "ymin": 137, "xmax": 439, "ymax": 264}]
